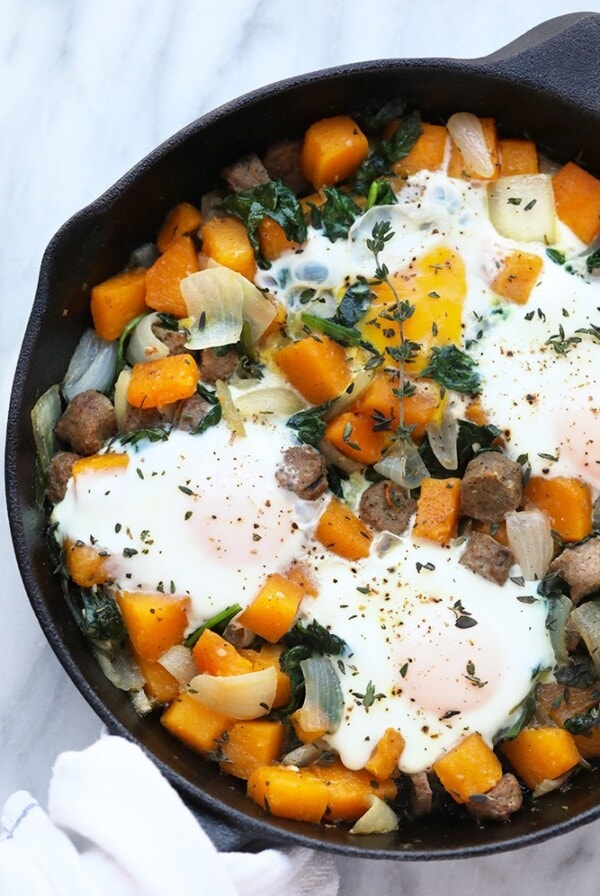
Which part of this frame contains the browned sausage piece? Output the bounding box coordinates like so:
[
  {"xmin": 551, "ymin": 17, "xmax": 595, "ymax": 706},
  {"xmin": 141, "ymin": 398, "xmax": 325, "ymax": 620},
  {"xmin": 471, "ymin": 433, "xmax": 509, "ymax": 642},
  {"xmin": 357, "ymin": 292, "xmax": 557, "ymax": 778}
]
[
  {"xmin": 359, "ymin": 480, "xmax": 416, "ymax": 536},
  {"xmin": 120, "ymin": 404, "xmax": 165, "ymax": 434},
  {"xmin": 45, "ymin": 451, "xmax": 79, "ymax": 504},
  {"xmin": 466, "ymin": 773, "xmax": 523, "ymax": 822},
  {"xmin": 261, "ymin": 138, "xmax": 311, "ymax": 195},
  {"xmin": 176, "ymin": 393, "xmax": 212, "ymax": 434},
  {"xmin": 460, "ymin": 452, "xmax": 523, "ymax": 522},
  {"xmin": 199, "ymin": 347, "xmax": 239, "ymax": 384},
  {"xmin": 151, "ymin": 323, "xmax": 188, "ymax": 355},
  {"xmin": 275, "ymin": 445, "xmax": 328, "ymax": 500},
  {"xmin": 55, "ymin": 390, "xmax": 117, "ymax": 455},
  {"xmin": 549, "ymin": 535, "xmax": 600, "ymax": 605},
  {"xmin": 407, "ymin": 771, "xmax": 433, "ymax": 817},
  {"xmin": 221, "ymin": 153, "xmax": 270, "ymax": 193},
  {"xmin": 459, "ymin": 531, "xmax": 513, "ymax": 586}
]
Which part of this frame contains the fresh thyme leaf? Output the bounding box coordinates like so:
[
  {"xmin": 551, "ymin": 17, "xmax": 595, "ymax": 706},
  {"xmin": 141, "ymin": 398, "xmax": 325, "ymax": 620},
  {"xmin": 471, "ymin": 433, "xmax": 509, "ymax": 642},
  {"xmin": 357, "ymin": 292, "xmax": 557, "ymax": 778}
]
[
  {"xmin": 184, "ymin": 603, "xmax": 242, "ymax": 649},
  {"xmin": 546, "ymin": 248, "xmax": 566, "ymax": 266},
  {"xmin": 309, "ymin": 187, "xmax": 362, "ymax": 241},
  {"xmin": 219, "ymin": 179, "xmax": 307, "ymax": 261},
  {"xmin": 498, "ymin": 690, "xmax": 537, "ymax": 740},
  {"xmin": 419, "ymin": 344, "xmax": 481, "ymax": 394},
  {"xmin": 118, "ymin": 426, "xmax": 170, "ymax": 447},
  {"xmin": 545, "ymin": 324, "xmax": 582, "ymax": 355},
  {"xmin": 156, "ymin": 312, "xmax": 180, "ymax": 331},
  {"xmin": 352, "ymin": 680, "xmax": 386, "ymax": 711},
  {"xmin": 575, "ymin": 323, "xmax": 600, "ymax": 343},
  {"xmin": 287, "ymin": 400, "xmax": 336, "ymax": 447},
  {"xmin": 191, "ymin": 383, "xmax": 222, "ymax": 434}
]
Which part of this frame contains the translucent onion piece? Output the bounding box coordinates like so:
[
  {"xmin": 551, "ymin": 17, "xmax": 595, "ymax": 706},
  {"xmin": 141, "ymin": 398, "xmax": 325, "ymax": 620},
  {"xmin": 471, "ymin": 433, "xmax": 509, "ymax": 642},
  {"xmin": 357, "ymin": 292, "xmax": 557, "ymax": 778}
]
[
  {"xmin": 235, "ymin": 386, "xmax": 305, "ymax": 419},
  {"xmin": 570, "ymin": 601, "xmax": 600, "ymax": 677},
  {"xmin": 447, "ymin": 112, "xmax": 495, "ymax": 179},
  {"xmin": 349, "ymin": 795, "xmax": 399, "ymax": 835},
  {"xmin": 215, "ymin": 378, "xmax": 246, "ymax": 437},
  {"xmin": 158, "ymin": 644, "xmax": 196, "ymax": 686},
  {"xmin": 322, "ymin": 367, "xmax": 375, "ymax": 421},
  {"xmin": 281, "ymin": 743, "xmax": 324, "ymax": 767},
  {"xmin": 31, "ymin": 384, "xmax": 61, "ymax": 473},
  {"xmin": 126, "ymin": 312, "xmax": 170, "ymax": 365},
  {"xmin": 238, "ymin": 278, "xmax": 278, "ymax": 345},
  {"xmin": 294, "ymin": 656, "xmax": 344, "ymax": 735},
  {"xmin": 92, "ymin": 644, "xmax": 144, "ymax": 693},
  {"xmin": 113, "ymin": 367, "xmax": 132, "ymax": 431},
  {"xmin": 546, "ymin": 594, "xmax": 573, "ymax": 666},
  {"xmin": 181, "ymin": 267, "xmax": 244, "ymax": 350},
  {"xmin": 374, "ymin": 440, "xmax": 429, "ymax": 489},
  {"xmin": 505, "ymin": 509, "xmax": 554, "ymax": 580},
  {"xmin": 488, "ymin": 174, "xmax": 556, "ymax": 243},
  {"xmin": 131, "ymin": 688, "xmax": 155, "ymax": 717},
  {"xmin": 187, "ymin": 666, "xmax": 277, "ymax": 719},
  {"xmin": 425, "ymin": 412, "xmax": 459, "ymax": 471},
  {"xmin": 532, "ymin": 771, "xmax": 572, "ymax": 799},
  {"xmin": 62, "ymin": 328, "xmax": 118, "ymax": 401}
]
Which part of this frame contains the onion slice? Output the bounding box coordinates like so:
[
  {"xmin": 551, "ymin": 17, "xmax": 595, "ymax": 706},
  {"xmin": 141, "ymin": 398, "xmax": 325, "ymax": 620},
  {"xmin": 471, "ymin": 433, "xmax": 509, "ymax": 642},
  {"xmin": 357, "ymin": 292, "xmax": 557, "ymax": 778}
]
[
  {"xmin": 294, "ymin": 656, "xmax": 344, "ymax": 735},
  {"xmin": 113, "ymin": 367, "xmax": 132, "ymax": 432},
  {"xmin": 158, "ymin": 645, "xmax": 196, "ymax": 686},
  {"xmin": 425, "ymin": 412, "xmax": 459, "ymax": 471},
  {"xmin": 374, "ymin": 441, "xmax": 429, "ymax": 489},
  {"xmin": 187, "ymin": 666, "xmax": 277, "ymax": 719},
  {"xmin": 349, "ymin": 796, "xmax": 399, "ymax": 834},
  {"xmin": 234, "ymin": 386, "xmax": 305, "ymax": 419},
  {"xmin": 31, "ymin": 384, "xmax": 62, "ymax": 473},
  {"xmin": 215, "ymin": 378, "xmax": 246, "ymax": 437},
  {"xmin": 180, "ymin": 265, "xmax": 276, "ymax": 350},
  {"xmin": 447, "ymin": 112, "xmax": 495, "ymax": 179},
  {"xmin": 505, "ymin": 509, "xmax": 554, "ymax": 580},
  {"xmin": 570, "ymin": 601, "xmax": 600, "ymax": 677},
  {"xmin": 126, "ymin": 312, "xmax": 170, "ymax": 364},
  {"xmin": 62, "ymin": 328, "xmax": 118, "ymax": 401}
]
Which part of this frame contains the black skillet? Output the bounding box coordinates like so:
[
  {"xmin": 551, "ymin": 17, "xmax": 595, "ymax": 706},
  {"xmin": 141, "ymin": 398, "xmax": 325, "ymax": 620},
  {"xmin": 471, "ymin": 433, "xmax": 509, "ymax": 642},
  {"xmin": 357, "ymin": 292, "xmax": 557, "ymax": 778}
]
[{"xmin": 6, "ymin": 11, "xmax": 600, "ymax": 859}]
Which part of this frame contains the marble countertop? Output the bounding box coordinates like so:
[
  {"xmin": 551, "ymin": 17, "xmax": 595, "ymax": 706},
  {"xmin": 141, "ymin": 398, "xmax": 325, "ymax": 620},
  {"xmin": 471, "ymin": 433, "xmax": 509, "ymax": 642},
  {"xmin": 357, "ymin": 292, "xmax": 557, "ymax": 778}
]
[{"xmin": 2, "ymin": 1, "xmax": 600, "ymax": 892}]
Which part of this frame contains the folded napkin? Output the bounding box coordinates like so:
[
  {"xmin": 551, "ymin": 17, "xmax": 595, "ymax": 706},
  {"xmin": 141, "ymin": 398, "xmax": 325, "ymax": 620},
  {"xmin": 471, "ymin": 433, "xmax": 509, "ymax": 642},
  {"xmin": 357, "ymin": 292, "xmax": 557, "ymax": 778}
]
[{"xmin": 0, "ymin": 735, "xmax": 339, "ymax": 896}]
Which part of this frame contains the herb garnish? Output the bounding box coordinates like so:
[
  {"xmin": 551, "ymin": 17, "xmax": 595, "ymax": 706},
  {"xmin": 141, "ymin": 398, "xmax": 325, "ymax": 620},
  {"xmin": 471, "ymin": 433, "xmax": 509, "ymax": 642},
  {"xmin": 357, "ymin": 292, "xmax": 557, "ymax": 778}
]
[
  {"xmin": 308, "ymin": 187, "xmax": 362, "ymax": 241},
  {"xmin": 218, "ymin": 179, "xmax": 307, "ymax": 264},
  {"xmin": 350, "ymin": 111, "xmax": 422, "ymax": 195},
  {"xmin": 287, "ymin": 399, "xmax": 336, "ymax": 447},
  {"xmin": 352, "ymin": 680, "xmax": 386, "ymax": 711},
  {"xmin": 419, "ymin": 344, "xmax": 481, "ymax": 395},
  {"xmin": 184, "ymin": 603, "xmax": 243, "ymax": 649}
]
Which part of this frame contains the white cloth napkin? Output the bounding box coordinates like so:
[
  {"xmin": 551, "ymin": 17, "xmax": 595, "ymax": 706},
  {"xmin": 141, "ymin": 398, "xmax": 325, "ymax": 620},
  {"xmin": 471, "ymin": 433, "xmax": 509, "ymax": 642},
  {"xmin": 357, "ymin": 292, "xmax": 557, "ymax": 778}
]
[{"xmin": 0, "ymin": 735, "xmax": 339, "ymax": 896}]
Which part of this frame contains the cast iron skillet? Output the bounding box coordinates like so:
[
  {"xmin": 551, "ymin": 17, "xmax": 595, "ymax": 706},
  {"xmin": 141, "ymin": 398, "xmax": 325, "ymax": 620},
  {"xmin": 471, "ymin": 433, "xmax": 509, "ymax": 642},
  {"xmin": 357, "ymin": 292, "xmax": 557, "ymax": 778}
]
[{"xmin": 6, "ymin": 11, "xmax": 600, "ymax": 860}]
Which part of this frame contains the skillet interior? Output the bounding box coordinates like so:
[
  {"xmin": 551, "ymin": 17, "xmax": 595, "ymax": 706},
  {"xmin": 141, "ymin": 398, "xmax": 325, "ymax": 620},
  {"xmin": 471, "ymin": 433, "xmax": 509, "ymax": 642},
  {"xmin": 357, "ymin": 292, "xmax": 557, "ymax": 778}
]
[{"xmin": 6, "ymin": 12, "xmax": 600, "ymax": 859}]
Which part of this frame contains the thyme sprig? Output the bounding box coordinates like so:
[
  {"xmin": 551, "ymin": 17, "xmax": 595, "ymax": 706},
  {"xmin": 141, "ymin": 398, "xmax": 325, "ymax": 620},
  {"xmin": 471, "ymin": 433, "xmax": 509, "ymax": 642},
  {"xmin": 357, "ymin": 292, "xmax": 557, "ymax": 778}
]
[{"xmin": 366, "ymin": 221, "xmax": 419, "ymax": 453}]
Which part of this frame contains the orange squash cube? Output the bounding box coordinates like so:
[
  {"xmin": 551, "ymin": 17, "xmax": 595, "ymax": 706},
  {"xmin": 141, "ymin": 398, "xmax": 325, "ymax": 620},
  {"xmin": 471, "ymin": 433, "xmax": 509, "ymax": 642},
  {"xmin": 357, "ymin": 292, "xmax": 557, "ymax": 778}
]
[
  {"xmin": 501, "ymin": 727, "xmax": 580, "ymax": 790},
  {"xmin": 145, "ymin": 235, "xmax": 199, "ymax": 317},
  {"xmin": 127, "ymin": 353, "xmax": 200, "ymax": 409},
  {"xmin": 116, "ymin": 591, "xmax": 189, "ymax": 662},
  {"xmin": 161, "ymin": 691, "xmax": 232, "ymax": 755},
  {"xmin": 201, "ymin": 216, "xmax": 256, "ymax": 281},
  {"xmin": 275, "ymin": 334, "xmax": 351, "ymax": 405},
  {"xmin": 315, "ymin": 496, "xmax": 372, "ymax": 561},
  {"xmin": 91, "ymin": 267, "xmax": 148, "ymax": 341},
  {"xmin": 433, "ymin": 732, "xmax": 503, "ymax": 803},
  {"xmin": 300, "ymin": 115, "xmax": 369, "ymax": 189},
  {"xmin": 238, "ymin": 573, "xmax": 304, "ymax": 643},
  {"xmin": 219, "ymin": 719, "xmax": 286, "ymax": 780}
]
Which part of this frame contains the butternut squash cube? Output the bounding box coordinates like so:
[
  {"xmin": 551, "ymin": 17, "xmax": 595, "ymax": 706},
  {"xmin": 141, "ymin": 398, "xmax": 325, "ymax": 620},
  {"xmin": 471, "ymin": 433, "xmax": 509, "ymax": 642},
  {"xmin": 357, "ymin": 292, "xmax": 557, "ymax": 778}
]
[
  {"xmin": 315, "ymin": 496, "xmax": 372, "ymax": 561},
  {"xmin": 161, "ymin": 691, "xmax": 232, "ymax": 755},
  {"xmin": 91, "ymin": 267, "xmax": 148, "ymax": 341},
  {"xmin": 238, "ymin": 573, "xmax": 304, "ymax": 643},
  {"xmin": 116, "ymin": 591, "xmax": 189, "ymax": 662},
  {"xmin": 433, "ymin": 732, "xmax": 503, "ymax": 803},
  {"xmin": 300, "ymin": 115, "xmax": 369, "ymax": 189},
  {"xmin": 219, "ymin": 719, "xmax": 286, "ymax": 780},
  {"xmin": 501, "ymin": 726, "xmax": 580, "ymax": 790}
]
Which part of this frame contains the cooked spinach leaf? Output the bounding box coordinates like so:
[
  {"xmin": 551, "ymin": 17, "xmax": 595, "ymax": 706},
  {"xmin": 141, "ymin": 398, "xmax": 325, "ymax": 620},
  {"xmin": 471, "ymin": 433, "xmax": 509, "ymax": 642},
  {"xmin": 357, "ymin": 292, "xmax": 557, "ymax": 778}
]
[
  {"xmin": 353, "ymin": 98, "xmax": 407, "ymax": 135},
  {"xmin": 564, "ymin": 707, "xmax": 600, "ymax": 736},
  {"xmin": 418, "ymin": 419, "xmax": 501, "ymax": 479},
  {"xmin": 287, "ymin": 399, "xmax": 336, "ymax": 447},
  {"xmin": 351, "ymin": 111, "xmax": 422, "ymax": 195},
  {"xmin": 586, "ymin": 247, "xmax": 600, "ymax": 273},
  {"xmin": 335, "ymin": 279, "xmax": 375, "ymax": 327},
  {"xmin": 365, "ymin": 179, "xmax": 398, "ymax": 211},
  {"xmin": 300, "ymin": 313, "xmax": 363, "ymax": 347},
  {"xmin": 66, "ymin": 587, "xmax": 126, "ymax": 643},
  {"xmin": 308, "ymin": 187, "xmax": 362, "ymax": 241},
  {"xmin": 284, "ymin": 619, "xmax": 348, "ymax": 656},
  {"xmin": 554, "ymin": 654, "xmax": 598, "ymax": 689},
  {"xmin": 420, "ymin": 344, "xmax": 481, "ymax": 395},
  {"xmin": 219, "ymin": 179, "xmax": 307, "ymax": 259},
  {"xmin": 184, "ymin": 603, "xmax": 243, "ymax": 649}
]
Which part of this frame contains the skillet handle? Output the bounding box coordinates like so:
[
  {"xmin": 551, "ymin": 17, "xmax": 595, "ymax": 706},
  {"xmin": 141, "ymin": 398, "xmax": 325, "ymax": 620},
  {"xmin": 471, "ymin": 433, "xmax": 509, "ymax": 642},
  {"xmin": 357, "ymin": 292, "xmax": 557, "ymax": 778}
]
[{"xmin": 476, "ymin": 12, "xmax": 600, "ymax": 117}]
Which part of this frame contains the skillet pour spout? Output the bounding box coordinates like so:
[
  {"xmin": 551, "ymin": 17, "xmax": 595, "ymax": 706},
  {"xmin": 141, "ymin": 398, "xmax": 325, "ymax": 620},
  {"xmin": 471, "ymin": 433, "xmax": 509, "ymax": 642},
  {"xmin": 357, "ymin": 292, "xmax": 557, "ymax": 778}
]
[{"xmin": 6, "ymin": 12, "xmax": 600, "ymax": 859}]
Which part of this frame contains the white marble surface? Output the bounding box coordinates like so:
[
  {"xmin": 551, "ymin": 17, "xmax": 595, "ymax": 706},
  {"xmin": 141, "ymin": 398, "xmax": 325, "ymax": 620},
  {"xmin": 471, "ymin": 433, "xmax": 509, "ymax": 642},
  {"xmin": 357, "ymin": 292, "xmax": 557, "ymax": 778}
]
[{"xmin": 2, "ymin": 0, "xmax": 600, "ymax": 892}]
